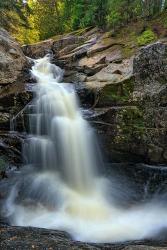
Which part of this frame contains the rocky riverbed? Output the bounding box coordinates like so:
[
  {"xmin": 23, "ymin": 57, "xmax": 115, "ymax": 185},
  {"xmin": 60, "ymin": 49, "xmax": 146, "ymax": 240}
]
[{"xmin": 1, "ymin": 225, "xmax": 167, "ymax": 250}]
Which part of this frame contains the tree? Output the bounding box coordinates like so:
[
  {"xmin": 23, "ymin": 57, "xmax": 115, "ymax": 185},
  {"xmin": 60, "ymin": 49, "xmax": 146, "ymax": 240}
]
[
  {"xmin": 15, "ymin": 0, "xmax": 65, "ymax": 44},
  {"xmin": 106, "ymin": 0, "xmax": 140, "ymax": 29},
  {"xmin": 140, "ymin": 0, "xmax": 164, "ymax": 18},
  {"xmin": 0, "ymin": 0, "xmax": 29, "ymax": 31},
  {"xmin": 9, "ymin": 0, "xmax": 167, "ymax": 44},
  {"xmin": 28, "ymin": 0, "xmax": 64, "ymax": 40}
]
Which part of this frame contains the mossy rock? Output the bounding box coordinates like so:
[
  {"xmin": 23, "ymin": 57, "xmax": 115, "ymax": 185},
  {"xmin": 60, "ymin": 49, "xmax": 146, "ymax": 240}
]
[
  {"xmin": 0, "ymin": 157, "xmax": 7, "ymax": 172},
  {"xmin": 113, "ymin": 107, "xmax": 145, "ymax": 144},
  {"xmin": 98, "ymin": 77, "xmax": 134, "ymax": 107}
]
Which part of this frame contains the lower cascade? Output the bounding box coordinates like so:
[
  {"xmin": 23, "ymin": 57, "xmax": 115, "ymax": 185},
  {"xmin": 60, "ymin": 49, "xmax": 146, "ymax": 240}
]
[{"xmin": 4, "ymin": 55, "xmax": 167, "ymax": 243}]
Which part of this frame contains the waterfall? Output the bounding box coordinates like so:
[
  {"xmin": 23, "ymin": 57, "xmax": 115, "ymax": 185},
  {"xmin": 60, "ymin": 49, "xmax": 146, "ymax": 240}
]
[
  {"xmin": 4, "ymin": 55, "xmax": 167, "ymax": 243},
  {"xmin": 23, "ymin": 55, "xmax": 100, "ymax": 192}
]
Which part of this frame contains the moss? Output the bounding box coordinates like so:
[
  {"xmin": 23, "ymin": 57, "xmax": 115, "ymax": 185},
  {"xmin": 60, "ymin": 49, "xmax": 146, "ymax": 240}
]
[
  {"xmin": 51, "ymin": 34, "xmax": 64, "ymax": 41},
  {"xmin": 137, "ymin": 29, "xmax": 157, "ymax": 46},
  {"xmin": 117, "ymin": 107, "xmax": 145, "ymax": 143},
  {"xmin": 0, "ymin": 157, "xmax": 7, "ymax": 172},
  {"xmin": 99, "ymin": 77, "xmax": 134, "ymax": 105},
  {"xmin": 122, "ymin": 46, "xmax": 135, "ymax": 58},
  {"xmin": 122, "ymin": 108, "xmax": 145, "ymax": 129}
]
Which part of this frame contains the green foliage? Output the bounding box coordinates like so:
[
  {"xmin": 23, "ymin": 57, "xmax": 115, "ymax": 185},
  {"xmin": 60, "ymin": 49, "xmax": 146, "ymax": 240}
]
[
  {"xmin": 62, "ymin": 0, "xmax": 108, "ymax": 30},
  {"xmin": 1, "ymin": 0, "xmax": 166, "ymax": 44},
  {"xmin": 137, "ymin": 29, "xmax": 157, "ymax": 46},
  {"xmin": 0, "ymin": 0, "xmax": 29, "ymax": 31},
  {"xmin": 14, "ymin": 0, "xmax": 65, "ymax": 44},
  {"xmin": 106, "ymin": 0, "xmax": 141, "ymax": 29},
  {"xmin": 107, "ymin": 10, "xmax": 122, "ymax": 29}
]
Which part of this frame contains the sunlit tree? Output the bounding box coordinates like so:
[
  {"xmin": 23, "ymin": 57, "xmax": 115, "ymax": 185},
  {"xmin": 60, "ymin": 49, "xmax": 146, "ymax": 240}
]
[{"xmin": 0, "ymin": 0, "xmax": 29, "ymax": 31}]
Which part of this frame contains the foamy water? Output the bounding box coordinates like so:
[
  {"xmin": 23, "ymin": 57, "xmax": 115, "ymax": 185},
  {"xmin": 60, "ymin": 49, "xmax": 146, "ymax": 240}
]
[{"xmin": 3, "ymin": 55, "xmax": 167, "ymax": 243}]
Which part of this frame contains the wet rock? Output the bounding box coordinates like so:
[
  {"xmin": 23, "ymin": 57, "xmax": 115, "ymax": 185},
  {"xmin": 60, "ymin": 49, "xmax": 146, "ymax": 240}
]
[
  {"xmin": 75, "ymin": 82, "xmax": 95, "ymax": 108},
  {"xmin": 89, "ymin": 106, "xmax": 147, "ymax": 162},
  {"xmin": 163, "ymin": 150, "xmax": 167, "ymax": 161},
  {"xmin": 0, "ymin": 133, "xmax": 24, "ymax": 165},
  {"xmin": 0, "ymin": 225, "xmax": 167, "ymax": 250},
  {"xmin": 0, "ymin": 82, "xmax": 33, "ymax": 130},
  {"xmin": 0, "ymin": 132, "xmax": 24, "ymax": 180},
  {"xmin": 148, "ymin": 144, "xmax": 163, "ymax": 163},
  {"xmin": 22, "ymin": 39, "xmax": 54, "ymax": 59},
  {"xmin": 0, "ymin": 113, "xmax": 10, "ymax": 130},
  {"xmin": 124, "ymin": 246, "xmax": 167, "ymax": 250},
  {"xmin": 0, "ymin": 28, "xmax": 28, "ymax": 85}
]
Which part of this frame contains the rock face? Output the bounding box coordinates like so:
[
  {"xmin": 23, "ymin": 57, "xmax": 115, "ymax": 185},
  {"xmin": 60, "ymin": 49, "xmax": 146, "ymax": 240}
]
[
  {"xmin": 0, "ymin": 29, "xmax": 32, "ymax": 175},
  {"xmin": 0, "ymin": 82, "xmax": 33, "ymax": 179},
  {"xmin": 92, "ymin": 42, "xmax": 167, "ymax": 164},
  {"xmin": 0, "ymin": 29, "xmax": 32, "ymax": 130},
  {"xmin": 0, "ymin": 225, "xmax": 167, "ymax": 250},
  {"xmin": 0, "ymin": 29, "xmax": 28, "ymax": 85}
]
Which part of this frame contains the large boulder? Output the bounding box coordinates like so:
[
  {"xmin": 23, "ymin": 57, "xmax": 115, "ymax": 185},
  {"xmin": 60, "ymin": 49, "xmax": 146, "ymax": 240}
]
[
  {"xmin": 85, "ymin": 58, "xmax": 133, "ymax": 92},
  {"xmin": 133, "ymin": 42, "xmax": 167, "ymax": 99},
  {"xmin": 0, "ymin": 29, "xmax": 28, "ymax": 85},
  {"xmin": 90, "ymin": 42, "xmax": 167, "ymax": 164}
]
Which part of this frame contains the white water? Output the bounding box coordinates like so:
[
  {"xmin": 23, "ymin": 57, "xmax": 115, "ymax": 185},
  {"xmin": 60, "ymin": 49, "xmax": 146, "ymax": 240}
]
[{"xmin": 4, "ymin": 55, "xmax": 167, "ymax": 243}]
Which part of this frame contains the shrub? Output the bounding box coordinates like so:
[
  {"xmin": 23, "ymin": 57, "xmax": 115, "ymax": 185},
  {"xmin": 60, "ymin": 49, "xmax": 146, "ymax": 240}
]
[{"xmin": 137, "ymin": 29, "xmax": 157, "ymax": 46}]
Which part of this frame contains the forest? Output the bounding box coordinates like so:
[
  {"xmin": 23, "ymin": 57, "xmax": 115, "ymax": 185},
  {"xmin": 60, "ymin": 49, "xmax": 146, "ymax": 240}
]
[{"xmin": 0, "ymin": 0, "xmax": 167, "ymax": 44}]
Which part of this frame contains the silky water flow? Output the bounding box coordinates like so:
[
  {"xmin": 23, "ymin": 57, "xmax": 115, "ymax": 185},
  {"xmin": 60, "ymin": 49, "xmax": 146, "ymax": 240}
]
[{"xmin": 4, "ymin": 55, "xmax": 167, "ymax": 243}]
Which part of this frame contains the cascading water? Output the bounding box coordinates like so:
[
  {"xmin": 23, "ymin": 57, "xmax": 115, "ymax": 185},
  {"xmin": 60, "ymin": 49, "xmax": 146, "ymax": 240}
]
[
  {"xmin": 23, "ymin": 56, "xmax": 100, "ymax": 193},
  {"xmin": 3, "ymin": 55, "xmax": 167, "ymax": 243}
]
